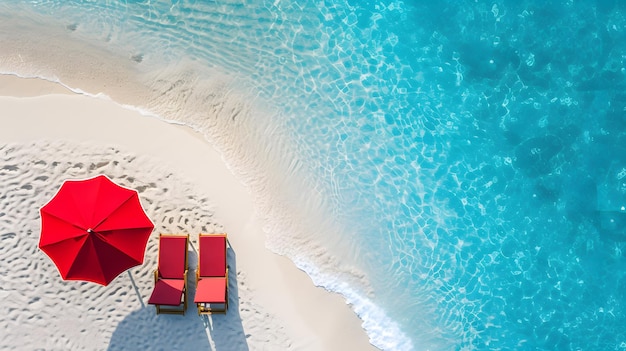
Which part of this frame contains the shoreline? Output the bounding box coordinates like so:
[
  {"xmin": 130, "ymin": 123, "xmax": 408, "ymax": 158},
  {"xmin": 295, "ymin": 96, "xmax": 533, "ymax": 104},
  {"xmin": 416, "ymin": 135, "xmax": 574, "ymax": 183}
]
[{"xmin": 0, "ymin": 74, "xmax": 379, "ymax": 350}]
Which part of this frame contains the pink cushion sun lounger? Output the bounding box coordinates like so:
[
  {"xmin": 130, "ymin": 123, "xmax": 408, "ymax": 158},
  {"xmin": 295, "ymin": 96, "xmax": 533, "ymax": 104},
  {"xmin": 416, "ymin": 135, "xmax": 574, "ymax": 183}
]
[{"xmin": 194, "ymin": 233, "xmax": 228, "ymax": 314}]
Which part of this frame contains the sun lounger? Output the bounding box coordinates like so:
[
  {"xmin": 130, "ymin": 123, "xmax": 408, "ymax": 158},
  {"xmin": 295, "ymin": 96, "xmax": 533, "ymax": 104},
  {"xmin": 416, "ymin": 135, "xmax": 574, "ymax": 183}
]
[
  {"xmin": 148, "ymin": 234, "xmax": 189, "ymax": 315},
  {"xmin": 194, "ymin": 233, "xmax": 228, "ymax": 314}
]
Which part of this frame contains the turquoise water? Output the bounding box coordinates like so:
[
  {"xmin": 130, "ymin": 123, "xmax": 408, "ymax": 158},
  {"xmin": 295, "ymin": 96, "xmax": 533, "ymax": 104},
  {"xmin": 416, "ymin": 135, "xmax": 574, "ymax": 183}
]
[{"xmin": 3, "ymin": 1, "xmax": 626, "ymax": 350}]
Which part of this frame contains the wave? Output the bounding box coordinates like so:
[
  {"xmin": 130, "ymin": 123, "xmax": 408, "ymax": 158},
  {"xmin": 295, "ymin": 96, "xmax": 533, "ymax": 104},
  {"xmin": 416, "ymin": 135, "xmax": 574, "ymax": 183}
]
[{"xmin": 0, "ymin": 4, "xmax": 416, "ymax": 349}]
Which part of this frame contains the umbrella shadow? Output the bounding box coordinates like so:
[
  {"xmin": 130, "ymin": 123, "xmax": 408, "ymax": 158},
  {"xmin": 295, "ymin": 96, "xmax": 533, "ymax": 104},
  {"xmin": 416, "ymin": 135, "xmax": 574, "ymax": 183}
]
[
  {"xmin": 107, "ymin": 249, "xmax": 211, "ymax": 351},
  {"xmin": 106, "ymin": 304, "xmax": 212, "ymax": 351},
  {"xmin": 198, "ymin": 245, "xmax": 249, "ymax": 351},
  {"xmin": 109, "ymin": 243, "xmax": 248, "ymax": 350}
]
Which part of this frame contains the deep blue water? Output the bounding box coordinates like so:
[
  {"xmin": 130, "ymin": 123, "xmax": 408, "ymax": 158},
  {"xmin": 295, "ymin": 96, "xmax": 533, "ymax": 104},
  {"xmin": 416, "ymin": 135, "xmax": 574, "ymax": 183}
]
[{"xmin": 3, "ymin": 1, "xmax": 626, "ymax": 350}]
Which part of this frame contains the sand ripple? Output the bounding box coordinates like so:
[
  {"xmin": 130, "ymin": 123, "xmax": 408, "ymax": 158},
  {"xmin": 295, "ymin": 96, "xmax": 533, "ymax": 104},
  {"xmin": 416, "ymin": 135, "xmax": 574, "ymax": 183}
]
[{"xmin": 0, "ymin": 140, "xmax": 291, "ymax": 350}]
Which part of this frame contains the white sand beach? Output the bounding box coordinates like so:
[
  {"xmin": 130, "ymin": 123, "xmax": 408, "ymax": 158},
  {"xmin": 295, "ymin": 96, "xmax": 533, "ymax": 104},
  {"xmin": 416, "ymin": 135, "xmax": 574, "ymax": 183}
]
[{"xmin": 0, "ymin": 75, "xmax": 378, "ymax": 350}]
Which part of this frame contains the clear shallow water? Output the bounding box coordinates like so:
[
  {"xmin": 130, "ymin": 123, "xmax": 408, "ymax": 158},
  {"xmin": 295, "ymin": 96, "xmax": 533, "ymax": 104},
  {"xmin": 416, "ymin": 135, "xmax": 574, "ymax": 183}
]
[{"xmin": 3, "ymin": 1, "xmax": 626, "ymax": 350}]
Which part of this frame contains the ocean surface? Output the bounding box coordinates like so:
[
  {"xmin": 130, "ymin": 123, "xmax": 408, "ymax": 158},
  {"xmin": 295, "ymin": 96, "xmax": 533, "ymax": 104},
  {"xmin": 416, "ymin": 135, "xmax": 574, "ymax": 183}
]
[{"xmin": 2, "ymin": 1, "xmax": 626, "ymax": 350}]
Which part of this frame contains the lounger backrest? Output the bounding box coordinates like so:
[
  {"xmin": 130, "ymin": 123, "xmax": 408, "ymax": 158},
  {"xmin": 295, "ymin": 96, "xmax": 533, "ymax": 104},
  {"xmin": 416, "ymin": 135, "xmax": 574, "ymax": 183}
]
[
  {"xmin": 199, "ymin": 234, "xmax": 226, "ymax": 277},
  {"xmin": 158, "ymin": 235, "xmax": 187, "ymax": 279}
]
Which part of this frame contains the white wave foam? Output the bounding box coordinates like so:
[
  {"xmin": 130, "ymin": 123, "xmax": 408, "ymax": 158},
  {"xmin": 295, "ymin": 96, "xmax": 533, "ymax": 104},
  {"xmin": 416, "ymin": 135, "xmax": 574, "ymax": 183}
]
[
  {"xmin": 0, "ymin": 6, "xmax": 416, "ymax": 349},
  {"xmin": 290, "ymin": 254, "xmax": 416, "ymax": 351},
  {"xmin": 1, "ymin": 62, "xmax": 407, "ymax": 351}
]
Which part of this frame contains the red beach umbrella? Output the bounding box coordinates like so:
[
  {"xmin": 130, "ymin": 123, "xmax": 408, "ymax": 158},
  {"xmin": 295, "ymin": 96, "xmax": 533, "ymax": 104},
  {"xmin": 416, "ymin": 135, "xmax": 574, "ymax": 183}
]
[{"xmin": 39, "ymin": 175, "xmax": 154, "ymax": 286}]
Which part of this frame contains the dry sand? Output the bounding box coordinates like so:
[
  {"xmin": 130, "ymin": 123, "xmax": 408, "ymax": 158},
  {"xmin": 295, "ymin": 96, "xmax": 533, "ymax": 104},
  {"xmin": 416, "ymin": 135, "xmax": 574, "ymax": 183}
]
[{"xmin": 0, "ymin": 74, "xmax": 379, "ymax": 350}]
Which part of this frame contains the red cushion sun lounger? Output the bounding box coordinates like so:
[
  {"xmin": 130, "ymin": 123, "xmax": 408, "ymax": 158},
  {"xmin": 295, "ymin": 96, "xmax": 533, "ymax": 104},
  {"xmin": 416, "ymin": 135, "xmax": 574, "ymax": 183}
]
[{"xmin": 148, "ymin": 234, "xmax": 189, "ymax": 315}]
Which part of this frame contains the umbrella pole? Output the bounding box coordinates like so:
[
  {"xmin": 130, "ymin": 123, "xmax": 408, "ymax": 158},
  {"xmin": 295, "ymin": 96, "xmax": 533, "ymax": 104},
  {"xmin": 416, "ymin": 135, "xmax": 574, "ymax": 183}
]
[{"xmin": 127, "ymin": 271, "xmax": 145, "ymax": 308}]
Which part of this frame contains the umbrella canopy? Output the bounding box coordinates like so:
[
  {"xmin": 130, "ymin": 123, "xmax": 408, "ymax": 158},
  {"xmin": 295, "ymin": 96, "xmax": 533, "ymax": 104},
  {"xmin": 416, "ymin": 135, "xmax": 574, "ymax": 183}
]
[{"xmin": 39, "ymin": 175, "xmax": 154, "ymax": 286}]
